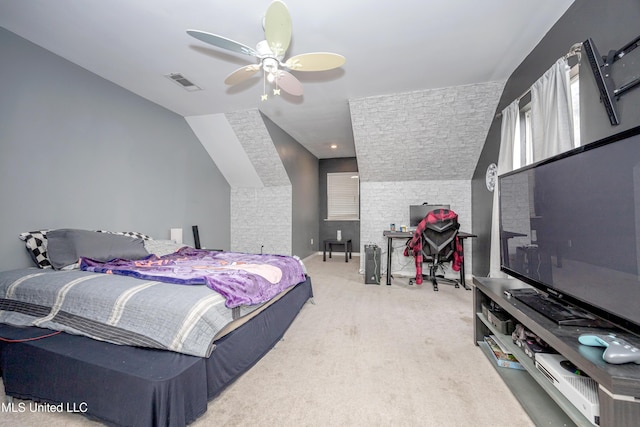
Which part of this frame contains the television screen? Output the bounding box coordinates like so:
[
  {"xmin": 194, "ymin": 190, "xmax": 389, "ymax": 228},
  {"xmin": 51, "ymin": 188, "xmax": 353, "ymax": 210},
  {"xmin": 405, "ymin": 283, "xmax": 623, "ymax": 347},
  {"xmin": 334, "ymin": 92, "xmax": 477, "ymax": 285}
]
[
  {"xmin": 499, "ymin": 125, "xmax": 640, "ymax": 333},
  {"xmin": 410, "ymin": 204, "xmax": 450, "ymax": 227}
]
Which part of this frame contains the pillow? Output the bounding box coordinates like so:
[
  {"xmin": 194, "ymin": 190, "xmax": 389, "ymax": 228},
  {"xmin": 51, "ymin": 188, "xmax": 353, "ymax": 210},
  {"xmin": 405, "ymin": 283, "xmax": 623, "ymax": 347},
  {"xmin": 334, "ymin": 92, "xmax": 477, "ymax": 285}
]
[
  {"xmin": 95, "ymin": 230, "xmax": 153, "ymax": 240},
  {"xmin": 46, "ymin": 229, "xmax": 150, "ymax": 270},
  {"xmin": 18, "ymin": 230, "xmax": 52, "ymax": 269},
  {"xmin": 18, "ymin": 229, "xmax": 154, "ymax": 269}
]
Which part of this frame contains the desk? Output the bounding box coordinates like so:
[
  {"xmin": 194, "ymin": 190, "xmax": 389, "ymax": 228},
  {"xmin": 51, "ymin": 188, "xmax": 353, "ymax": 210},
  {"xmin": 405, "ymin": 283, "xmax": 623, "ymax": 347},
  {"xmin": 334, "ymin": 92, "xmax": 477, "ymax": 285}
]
[
  {"xmin": 323, "ymin": 239, "xmax": 353, "ymax": 262},
  {"xmin": 382, "ymin": 230, "xmax": 476, "ymax": 288}
]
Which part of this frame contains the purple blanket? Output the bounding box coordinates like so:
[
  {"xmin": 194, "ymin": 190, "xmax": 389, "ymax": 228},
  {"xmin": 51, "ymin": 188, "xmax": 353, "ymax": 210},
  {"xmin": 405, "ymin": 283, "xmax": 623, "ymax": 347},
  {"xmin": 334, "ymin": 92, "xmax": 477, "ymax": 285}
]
[{"xmin": 80, "ymin": 247, "xmax": 306, "ymax": 308}]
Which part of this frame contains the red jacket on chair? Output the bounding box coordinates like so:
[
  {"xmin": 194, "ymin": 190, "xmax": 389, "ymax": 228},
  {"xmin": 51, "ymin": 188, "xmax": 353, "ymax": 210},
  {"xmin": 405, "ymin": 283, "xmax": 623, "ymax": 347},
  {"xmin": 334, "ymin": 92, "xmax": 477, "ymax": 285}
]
[{"xmin": 403, "ymin": 209, "xmax": 463, "ymax": 285}]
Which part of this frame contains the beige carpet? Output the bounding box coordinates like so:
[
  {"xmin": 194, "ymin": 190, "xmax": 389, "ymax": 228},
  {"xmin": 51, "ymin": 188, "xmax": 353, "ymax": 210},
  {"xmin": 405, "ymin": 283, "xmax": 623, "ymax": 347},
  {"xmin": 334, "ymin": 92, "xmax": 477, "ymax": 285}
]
[{"xmin": 1, "ymin": 254, "xmax": 534, "ymax": 426}]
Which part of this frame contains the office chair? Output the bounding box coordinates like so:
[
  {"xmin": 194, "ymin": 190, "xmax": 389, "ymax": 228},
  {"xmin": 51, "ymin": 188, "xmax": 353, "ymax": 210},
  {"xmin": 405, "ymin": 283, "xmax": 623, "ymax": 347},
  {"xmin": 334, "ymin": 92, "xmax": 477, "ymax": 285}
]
[{"xmin": 405, "ymin": 209, "xmax": 462, "ymax": 291}]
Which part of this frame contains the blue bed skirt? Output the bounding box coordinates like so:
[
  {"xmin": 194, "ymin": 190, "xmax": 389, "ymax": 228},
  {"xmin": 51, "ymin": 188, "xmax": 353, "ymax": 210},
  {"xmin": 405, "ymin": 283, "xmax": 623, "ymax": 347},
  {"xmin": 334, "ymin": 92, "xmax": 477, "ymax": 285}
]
[{"xmin": 0, "ymin": 276, "xmax": 313, "ymax": 426}]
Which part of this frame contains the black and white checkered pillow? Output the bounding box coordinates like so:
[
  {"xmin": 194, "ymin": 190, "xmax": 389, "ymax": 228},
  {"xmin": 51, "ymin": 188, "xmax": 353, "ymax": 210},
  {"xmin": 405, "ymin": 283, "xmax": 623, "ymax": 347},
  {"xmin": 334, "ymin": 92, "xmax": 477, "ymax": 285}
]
[
  {"xmin": 18, "ymin": 230, "xmax": 53, "ymax": 269},
  {"xmin": 95, "ymin": 230, "xmax": 153, "ymax": 240}
]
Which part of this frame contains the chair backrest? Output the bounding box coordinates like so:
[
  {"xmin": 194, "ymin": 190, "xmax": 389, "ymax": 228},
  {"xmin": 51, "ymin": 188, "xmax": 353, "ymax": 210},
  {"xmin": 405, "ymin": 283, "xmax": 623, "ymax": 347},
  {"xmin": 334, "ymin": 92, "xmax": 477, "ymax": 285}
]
[{"xmin": 420, "ymin": 209, "xmax": 460, "ymax": 260}]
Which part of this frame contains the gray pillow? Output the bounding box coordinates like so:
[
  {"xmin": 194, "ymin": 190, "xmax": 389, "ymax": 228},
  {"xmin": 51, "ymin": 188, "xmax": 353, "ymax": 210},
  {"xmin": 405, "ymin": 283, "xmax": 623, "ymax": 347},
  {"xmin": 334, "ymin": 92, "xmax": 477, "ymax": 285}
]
[{"xmin": 46, "ymin": 229, "xmax": 149, "ymax": 270}]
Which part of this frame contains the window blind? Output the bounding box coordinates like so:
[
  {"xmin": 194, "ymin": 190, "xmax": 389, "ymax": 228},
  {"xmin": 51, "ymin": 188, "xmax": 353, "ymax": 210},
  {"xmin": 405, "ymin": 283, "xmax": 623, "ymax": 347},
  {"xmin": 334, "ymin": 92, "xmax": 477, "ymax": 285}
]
[{"xmin": 327, "ymin": 172, "xmax": 359, "ymax": 220}]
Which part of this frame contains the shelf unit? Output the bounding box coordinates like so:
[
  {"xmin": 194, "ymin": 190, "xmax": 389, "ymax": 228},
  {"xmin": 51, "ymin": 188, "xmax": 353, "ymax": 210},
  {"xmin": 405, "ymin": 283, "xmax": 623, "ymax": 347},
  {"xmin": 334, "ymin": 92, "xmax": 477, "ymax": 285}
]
[
  {"xmin": 473, "ymin": 276, "xmax": 640, "ymax": 427},
  {"xmin": 477, "ymin": 312, "xmax": 586, "ymax": 426}
]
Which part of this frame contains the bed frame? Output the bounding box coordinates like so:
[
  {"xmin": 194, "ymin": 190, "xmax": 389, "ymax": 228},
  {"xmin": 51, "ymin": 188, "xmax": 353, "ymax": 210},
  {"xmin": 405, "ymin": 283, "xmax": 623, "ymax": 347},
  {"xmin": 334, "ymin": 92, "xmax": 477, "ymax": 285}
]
[{"xmin": 0, "ymin": 276, "xmax": 313, "ymax": 426}]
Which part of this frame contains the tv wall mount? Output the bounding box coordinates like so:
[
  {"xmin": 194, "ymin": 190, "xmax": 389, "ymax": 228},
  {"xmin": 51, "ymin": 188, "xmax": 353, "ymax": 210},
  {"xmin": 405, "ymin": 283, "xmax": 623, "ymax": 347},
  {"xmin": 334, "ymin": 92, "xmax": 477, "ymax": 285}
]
[{"xmin": 583, "ymin": 35, "xmax": 640, "ymax": 125}]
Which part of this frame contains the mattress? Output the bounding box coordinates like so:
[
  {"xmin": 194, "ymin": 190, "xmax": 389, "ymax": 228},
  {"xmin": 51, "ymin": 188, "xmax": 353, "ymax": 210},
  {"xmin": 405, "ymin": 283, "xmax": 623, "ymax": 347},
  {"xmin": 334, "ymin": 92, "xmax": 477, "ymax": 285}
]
[{"xmin": 0, "ymin": 276, "xmax": 314, "ymax": 426}]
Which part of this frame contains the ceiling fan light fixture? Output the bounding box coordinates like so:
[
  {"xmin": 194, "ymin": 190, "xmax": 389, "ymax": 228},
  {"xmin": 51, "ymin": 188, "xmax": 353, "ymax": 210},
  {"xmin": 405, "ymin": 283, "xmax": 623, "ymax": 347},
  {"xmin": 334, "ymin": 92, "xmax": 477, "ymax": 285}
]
[{"xmin": 262, "ymin": 57, "xmax": 279, "ymax": 75}]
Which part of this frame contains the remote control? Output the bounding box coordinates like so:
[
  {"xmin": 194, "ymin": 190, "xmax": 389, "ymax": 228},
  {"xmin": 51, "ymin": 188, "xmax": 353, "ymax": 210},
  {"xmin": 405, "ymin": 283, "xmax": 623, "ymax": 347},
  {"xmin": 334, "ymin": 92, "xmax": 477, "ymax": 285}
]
[{"xmin": 578, "ymin": 333, "xmax": 640, "ymax": 364}]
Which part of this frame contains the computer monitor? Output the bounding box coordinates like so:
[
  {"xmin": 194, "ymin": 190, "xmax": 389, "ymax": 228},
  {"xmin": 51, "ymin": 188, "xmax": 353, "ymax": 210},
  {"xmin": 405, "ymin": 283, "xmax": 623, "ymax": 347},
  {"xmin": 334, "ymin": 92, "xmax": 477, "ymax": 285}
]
[{"xmin": 409, "ymin": 204, "xmax": 450, "ymax": 227}]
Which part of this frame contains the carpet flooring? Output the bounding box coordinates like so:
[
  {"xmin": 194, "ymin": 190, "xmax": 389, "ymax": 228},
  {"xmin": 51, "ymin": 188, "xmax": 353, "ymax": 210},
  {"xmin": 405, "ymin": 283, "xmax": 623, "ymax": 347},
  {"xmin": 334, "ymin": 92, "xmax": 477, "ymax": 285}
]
[{"xmin": 0, "ymin": 254, "xmax": 534, "ymax": 426}]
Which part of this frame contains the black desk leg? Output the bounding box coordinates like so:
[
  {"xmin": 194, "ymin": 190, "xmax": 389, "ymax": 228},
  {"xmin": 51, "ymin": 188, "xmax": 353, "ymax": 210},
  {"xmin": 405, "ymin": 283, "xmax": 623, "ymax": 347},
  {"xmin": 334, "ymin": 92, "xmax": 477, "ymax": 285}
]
[
  {"xmin": 386, "ymin": 237, "xmax": 392, "ymax": 285},
  {"xmin": 459, "ymin": 238, "xmax": 470, "ymax": 290},
  {"xmin": 344, "ymin": 243, "xmax": 348, "ymax": 262},
  {"xmin": 323, "ymin": 242, "xmax": 327, "ymax": 262}
]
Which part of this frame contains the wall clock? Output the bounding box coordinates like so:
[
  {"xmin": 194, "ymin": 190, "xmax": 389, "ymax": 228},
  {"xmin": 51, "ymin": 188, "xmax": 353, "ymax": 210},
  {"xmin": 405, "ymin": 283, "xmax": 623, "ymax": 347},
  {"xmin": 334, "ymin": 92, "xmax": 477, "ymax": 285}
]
[{"xmin": 486, "ymin": 163, "xmax": 498, "ymax": 192}]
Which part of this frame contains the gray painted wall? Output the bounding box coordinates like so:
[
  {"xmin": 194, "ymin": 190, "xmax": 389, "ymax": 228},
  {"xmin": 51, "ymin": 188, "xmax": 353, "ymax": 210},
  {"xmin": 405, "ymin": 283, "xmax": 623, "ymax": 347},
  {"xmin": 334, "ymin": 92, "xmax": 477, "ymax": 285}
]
[
  {"xmin": 265, "ymin": 113, "xmax": 320, "ymax": 259},
  {"xmin": 471, "ymin": 0, "xmax": 640, "ymax": 276},
  {"xmin": 319, "ymin": 158, "xmax": 360, "ymax": 252},
  {"xmin": 0, "ymin": 28, "xmax": 231, "ymax": 270}
]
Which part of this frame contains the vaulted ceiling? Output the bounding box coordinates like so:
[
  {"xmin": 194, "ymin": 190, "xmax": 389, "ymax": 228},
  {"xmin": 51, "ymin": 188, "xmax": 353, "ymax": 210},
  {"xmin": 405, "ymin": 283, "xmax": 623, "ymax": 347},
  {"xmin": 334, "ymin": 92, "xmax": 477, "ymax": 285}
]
[{"xmin": 0, "ymin": 0, "xmax": 574, "ymax": 158}]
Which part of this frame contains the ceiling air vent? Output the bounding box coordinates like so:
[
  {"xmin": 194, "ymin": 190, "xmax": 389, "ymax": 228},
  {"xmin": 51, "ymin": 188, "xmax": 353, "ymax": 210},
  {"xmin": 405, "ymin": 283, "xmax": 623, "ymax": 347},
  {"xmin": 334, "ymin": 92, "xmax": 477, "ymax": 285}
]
[{"xmin": 165, "ymin": 73, "xmax": 202, "ymax": 92}]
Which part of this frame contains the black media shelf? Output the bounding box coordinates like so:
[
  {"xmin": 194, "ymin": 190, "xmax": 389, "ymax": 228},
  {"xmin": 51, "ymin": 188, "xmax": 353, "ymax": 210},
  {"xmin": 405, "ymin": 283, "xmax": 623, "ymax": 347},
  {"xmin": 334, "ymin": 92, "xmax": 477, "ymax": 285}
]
[{"xmin": 473, "ymin": 276, "xmax": 640, "ymax": 427}]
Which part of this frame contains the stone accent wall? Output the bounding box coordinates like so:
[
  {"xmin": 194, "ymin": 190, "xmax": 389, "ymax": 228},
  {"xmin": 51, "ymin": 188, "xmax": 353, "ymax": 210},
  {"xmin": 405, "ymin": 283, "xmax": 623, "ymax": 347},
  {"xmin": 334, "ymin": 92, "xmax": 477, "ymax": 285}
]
[
  {"xmin": 350, "ymin": 82, "xmax": 504, "ymax": 282},
  {"xmin": 226, "ymin": 109, "xmax": 290, "ymax": 187},
  {"xmin": 360, "ymin": 180, "xmax": 472, "ymax": 280},
  {"xmin": 350, "ymin": 81, "xmax": 505, "ymax": 183},
  {"xmin": 230, "ymin": 186, "xmax": 292, "ymax": 255},
  {"xmin": 226, "ymin": 109, "xmax": 293, "ymax": 255}
]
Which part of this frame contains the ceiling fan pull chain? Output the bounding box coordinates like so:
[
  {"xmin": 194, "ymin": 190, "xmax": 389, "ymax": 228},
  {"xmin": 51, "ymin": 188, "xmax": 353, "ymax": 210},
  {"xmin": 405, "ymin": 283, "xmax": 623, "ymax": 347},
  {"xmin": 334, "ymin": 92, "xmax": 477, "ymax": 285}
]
[
  {"xmin": 262, "ymin": 67, "xmax": 268, "ymax": 101},
  {"xmin": 274, "ymin": 71, "xmax": 280, "ymax": 96}
]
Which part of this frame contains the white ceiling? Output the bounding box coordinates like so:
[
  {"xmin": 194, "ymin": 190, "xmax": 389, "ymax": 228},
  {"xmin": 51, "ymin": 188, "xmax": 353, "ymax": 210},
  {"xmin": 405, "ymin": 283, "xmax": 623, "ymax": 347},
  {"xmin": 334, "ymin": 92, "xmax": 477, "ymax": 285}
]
[{"xmin": 0, "ymin": 0, "xmax": 574, "ymax": 159}]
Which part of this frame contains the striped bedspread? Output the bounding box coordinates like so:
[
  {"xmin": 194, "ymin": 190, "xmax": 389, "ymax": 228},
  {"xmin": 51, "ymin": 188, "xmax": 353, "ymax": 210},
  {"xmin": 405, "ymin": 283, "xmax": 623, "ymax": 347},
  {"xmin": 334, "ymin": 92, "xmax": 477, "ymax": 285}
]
[{"xmin": 0, "ymin": 268, "xmax": 297, "ymax": 357}]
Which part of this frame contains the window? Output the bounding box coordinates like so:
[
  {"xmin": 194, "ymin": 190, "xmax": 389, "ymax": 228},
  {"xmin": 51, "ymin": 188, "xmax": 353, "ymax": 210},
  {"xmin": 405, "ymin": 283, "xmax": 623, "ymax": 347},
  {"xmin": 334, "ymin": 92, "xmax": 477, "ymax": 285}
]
[
  {"xmin": 327, "ymin": 172, "xmax": 359, "ymax": 220},
  {"xmin": 514, "ymin": 61, "xmax": 580, "ymax": 168},
  {"xmin": 513, "ymin": 104, "xmax": 532, "ymax": 170},
  {"xmin": 569, "ymin": 66, "xmax": 581, "ymax": 147}
]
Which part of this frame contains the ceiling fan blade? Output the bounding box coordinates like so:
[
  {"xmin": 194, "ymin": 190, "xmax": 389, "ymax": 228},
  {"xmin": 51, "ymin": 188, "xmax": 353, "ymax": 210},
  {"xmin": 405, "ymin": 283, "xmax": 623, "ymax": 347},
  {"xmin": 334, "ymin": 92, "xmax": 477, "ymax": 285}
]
[
  {"xmin": 224, "ymin": 64, "xmax": 261, "ymax": 85},
  {"xmin": 284, "ymin": 52, "xmax": 346, "ymax": 71},
  {"xmin": 275, "ymin": 70, "xmax": 303, "ymax": 96},
  {"xmin": 187, "ymin": 29, "xmax": 258, "ymax": 57},
  {"xmin": 264, "ymin": 0, "xmax": 292, "ymax": 57}
]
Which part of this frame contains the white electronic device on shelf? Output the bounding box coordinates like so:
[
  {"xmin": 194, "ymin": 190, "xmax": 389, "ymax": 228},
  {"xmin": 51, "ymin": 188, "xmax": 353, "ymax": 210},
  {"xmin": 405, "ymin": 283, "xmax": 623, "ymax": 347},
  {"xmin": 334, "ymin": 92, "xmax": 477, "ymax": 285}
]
[{"xmin": 535, "ymin": 352, "xmax": 600, "ymax": 426}]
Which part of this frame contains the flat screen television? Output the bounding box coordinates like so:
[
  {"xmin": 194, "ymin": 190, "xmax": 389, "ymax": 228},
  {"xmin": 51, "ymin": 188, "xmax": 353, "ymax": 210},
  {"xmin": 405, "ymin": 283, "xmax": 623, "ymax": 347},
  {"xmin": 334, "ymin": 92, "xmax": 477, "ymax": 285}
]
[
  {"xmin": 499, "ymin": 125, "xmax": 640, "ymax": 335},
  {"xmin": 410, "ymin": 204, "xmax": 450, "ymax": 227}
]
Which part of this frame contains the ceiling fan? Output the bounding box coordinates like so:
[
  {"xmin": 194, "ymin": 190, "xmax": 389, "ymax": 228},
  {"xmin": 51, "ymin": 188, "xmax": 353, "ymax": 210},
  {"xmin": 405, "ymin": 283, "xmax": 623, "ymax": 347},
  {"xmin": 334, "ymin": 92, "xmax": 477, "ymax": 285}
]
[{"xmin": 187, "ymin": 0, "xmax": 345, "ymax": 100}]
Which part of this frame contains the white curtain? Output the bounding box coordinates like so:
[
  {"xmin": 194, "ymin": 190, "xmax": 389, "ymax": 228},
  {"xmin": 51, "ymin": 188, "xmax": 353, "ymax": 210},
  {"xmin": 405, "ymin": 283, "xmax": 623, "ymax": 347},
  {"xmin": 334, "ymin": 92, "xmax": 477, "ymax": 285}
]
[
  {"xmin": 489, "ymin": 101, "xmax": 519, "ymax": 277},
  {"xmin": 530, "ymin": 57, "xmax": 574, "ymax": 162}
]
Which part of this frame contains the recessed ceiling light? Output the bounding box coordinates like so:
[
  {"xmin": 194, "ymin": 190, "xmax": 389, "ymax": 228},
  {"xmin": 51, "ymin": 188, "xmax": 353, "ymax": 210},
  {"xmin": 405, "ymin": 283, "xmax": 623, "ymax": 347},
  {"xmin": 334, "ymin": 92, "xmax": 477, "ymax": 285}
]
[{"xmin": 330, "ymin": 144, "xmax": 337, "ymax": 149}]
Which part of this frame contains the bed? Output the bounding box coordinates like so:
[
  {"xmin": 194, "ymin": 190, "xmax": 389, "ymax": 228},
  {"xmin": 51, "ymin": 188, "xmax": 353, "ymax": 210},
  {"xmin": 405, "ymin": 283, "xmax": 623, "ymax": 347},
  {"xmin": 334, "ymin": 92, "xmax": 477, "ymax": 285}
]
[{"xmin": 0, "ymin": 228, "xmax": 313, "ymax": 426}]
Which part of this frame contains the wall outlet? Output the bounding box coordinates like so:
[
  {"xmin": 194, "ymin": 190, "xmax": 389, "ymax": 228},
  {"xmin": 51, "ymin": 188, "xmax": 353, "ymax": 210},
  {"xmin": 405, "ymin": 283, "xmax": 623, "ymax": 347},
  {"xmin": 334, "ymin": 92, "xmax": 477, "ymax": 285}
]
[{"xmin": 310, "ymin": 238, "xmax": 314, "ymax": 245}]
